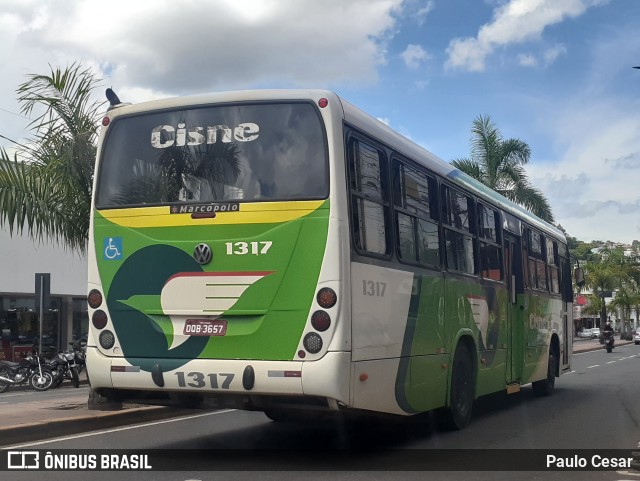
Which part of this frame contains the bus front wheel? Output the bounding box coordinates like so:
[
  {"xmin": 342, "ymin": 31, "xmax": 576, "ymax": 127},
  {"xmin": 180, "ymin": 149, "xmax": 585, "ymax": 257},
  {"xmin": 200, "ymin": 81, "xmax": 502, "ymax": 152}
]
[{"xmin": 438, "ymin": 343, "xmax": 475, "ymax": 431}]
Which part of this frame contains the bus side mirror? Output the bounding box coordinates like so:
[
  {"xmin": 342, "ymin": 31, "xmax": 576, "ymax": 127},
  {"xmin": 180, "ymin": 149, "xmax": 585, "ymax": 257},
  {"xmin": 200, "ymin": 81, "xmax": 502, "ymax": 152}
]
[{"xmin": 574, "ymin": 267, "xmax": 585, "ymax": 287}]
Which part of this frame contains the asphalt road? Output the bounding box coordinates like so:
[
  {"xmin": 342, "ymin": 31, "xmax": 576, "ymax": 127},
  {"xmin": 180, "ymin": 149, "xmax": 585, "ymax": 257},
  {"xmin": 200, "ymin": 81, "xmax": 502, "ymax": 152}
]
[{"xmin": 3, "ymin": 343, "xmax": 640, "ymax": 481}]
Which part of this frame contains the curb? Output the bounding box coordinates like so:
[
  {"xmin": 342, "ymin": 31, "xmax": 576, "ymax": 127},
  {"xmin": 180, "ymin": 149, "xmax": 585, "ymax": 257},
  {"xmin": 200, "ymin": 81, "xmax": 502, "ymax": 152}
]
[
  {"xmin": 573, "ymin": 340, "xmax": 634, "ymax": 354},
  {"xmin": 0, "ymin": 405, "xmax": 200, "ymax": 447}
]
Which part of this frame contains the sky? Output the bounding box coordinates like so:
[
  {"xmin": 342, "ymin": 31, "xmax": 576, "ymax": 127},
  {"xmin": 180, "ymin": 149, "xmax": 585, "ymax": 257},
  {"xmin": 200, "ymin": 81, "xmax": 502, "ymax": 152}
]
[{"xmin": 1, "ymin": 0, "xmax": 639, "ymax": 244}]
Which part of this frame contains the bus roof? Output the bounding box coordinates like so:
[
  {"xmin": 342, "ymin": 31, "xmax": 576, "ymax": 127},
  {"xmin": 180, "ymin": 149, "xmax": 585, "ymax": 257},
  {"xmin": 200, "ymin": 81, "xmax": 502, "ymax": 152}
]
[{"xmin": 338, "ymin": 95, "xmax": 565, "ymax": 243}]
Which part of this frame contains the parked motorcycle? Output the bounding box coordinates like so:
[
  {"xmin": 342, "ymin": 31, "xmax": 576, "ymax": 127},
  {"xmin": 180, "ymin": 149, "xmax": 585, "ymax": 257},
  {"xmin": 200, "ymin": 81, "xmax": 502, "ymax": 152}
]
[
  {"xmin": 69, "ymin": 340, "xmax": 86, "ymax": 375},
  {"xmin": 604, "ymin": 330, "xmax": 615, "ymax": 353},
  {"xmin": 0, "ymin": 352, "xmax": 54, "ymax": 392},
  {"xmin": 44, "ymin": 351, "xmax": 80, "ymax": 388}
]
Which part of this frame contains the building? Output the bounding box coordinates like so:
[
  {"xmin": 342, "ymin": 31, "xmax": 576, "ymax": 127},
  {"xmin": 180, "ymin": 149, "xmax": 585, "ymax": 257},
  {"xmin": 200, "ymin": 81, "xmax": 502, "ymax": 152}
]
[{"xmin": 0, "ymin": 228, "xmax": 87, "ymax": 360}]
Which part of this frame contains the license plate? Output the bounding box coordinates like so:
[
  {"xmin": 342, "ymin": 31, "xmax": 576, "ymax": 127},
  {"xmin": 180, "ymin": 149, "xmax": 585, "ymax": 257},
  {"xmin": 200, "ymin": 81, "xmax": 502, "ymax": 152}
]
[{"xmin": 183, "ymin": 319, "xmax": 227, "ymax": 336}]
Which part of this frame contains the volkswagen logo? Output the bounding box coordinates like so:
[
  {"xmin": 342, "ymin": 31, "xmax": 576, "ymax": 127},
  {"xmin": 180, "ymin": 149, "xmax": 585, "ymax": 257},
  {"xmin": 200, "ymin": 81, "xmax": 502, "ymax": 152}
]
[{"xmin": 193, "ymin": 243, "xmax": 212, "ymax": 265}]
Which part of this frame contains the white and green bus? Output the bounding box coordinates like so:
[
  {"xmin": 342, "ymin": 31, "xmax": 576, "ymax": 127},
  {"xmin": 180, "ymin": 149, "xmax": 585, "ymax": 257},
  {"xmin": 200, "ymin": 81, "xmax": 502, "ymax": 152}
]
[{"xmin": 86, "ymin": 90, "xmax": 573, "ymax": 429}]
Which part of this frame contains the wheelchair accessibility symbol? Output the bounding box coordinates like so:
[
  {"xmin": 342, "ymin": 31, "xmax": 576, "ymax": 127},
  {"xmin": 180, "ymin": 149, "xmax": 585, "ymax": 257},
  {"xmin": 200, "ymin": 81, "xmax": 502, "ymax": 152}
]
[{"xmin": 103, "ymin": 237, "xmax": 123, "ymax": 260}]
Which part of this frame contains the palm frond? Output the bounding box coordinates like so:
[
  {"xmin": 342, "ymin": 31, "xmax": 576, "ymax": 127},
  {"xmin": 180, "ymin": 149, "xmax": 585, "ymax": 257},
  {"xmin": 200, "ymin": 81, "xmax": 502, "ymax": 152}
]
[
  {"xmin": 0, "ymin": 64, "xmax": 105, "ymax": 253},
  {"xmin": 452, "ymin": 114, "xmax": 554, "ymax": 222},
  {"xmin": 451, "ymin": 158, "xmax": 484, "ymax": 182}
]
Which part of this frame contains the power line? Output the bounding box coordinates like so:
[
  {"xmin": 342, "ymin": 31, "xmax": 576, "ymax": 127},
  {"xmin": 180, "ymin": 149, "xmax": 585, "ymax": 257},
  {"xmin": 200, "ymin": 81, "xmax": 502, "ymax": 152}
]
[{"xmin": 0, "ymin": 106, "xmax": 28, "ymax": 119}]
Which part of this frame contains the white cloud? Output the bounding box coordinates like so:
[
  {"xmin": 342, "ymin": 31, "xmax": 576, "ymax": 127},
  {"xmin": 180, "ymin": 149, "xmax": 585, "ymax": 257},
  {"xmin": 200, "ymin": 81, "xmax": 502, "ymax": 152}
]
[
  {"xmin": 445, "ymin": 0, "xmax": 608, "ymax": 72},
  {"xmin": 517, "ymin": 44, "xmax": 566, "ymax": 68},
  {"xmin": 415, "ymin": 0, "xmax": 435, "ymax": 26},
  {"xmin": 518, "ymin": 53, "xmax": 538, "ymax": 68},
  {"xmin": 0, "ymin": 0, "xmax": 405, "ymax": 149},
  {"xmin": 543, "ymin": 44, "xmax": 567, "ymax": 66},
  {"xmin": 401, "ymin": 44, "xmax": 431, "ymax": 69},
  {"xmin": 3, "ymin": 0, "xmax": 403, "ymax": 98},
  {"xmin": 528, "ymin": 98, "xmax": 640, "ymax": 242}
]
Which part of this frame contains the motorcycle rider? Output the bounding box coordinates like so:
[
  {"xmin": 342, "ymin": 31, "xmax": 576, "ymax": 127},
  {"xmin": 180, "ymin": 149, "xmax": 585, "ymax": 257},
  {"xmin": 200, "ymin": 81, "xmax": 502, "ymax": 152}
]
[{"xmin": 603, "ymin": 321, "xmax": 615, "ymax": 351}]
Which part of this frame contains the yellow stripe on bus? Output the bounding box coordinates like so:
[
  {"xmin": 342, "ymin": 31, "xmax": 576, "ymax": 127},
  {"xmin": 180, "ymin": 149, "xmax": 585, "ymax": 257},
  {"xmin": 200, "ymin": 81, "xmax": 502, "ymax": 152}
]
[{"xmin": 97, "ymin": 200, "xmax": 326, "ymax": 228}]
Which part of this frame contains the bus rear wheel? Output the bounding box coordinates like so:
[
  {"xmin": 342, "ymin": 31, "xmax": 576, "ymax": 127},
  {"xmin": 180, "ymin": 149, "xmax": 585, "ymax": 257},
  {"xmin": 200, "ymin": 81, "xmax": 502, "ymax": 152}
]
[
  {"xmin": 532, "ymin": 348, "xmax": 557, "ymax": 396},
  {"xmin": 438, "ymin": 343, "xmax": 475, "ymax": 430}
]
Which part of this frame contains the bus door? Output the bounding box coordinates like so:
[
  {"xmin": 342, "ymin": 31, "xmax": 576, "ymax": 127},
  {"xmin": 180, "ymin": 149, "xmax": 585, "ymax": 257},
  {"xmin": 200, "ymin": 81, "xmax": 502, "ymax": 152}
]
[
  {"xmin": 504, "ymin": 233, "xmax": 524, "ymax": 385},
  {"xmin": 559, "ymin": 256, "xmax": 572, "ymax": 370}
]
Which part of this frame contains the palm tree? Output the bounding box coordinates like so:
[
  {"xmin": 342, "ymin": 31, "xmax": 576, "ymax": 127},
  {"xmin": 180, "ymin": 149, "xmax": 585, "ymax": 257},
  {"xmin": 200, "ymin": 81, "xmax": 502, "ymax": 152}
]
[
  {"xmin": 583, "ymin": 258, "xmax": 623, "ymax": 332},
  {"xmin": 0, "ymin": 63, "xmax": 104, "ymax": 254},
  {"xmin": 112, "ymin": 139, "xmax": 242, "ymax": 205},
  {"xmin": 451, "ymin": 115, "xmax": 553, "ymax": 222},
  {"xmin": 609, "ymin": 285, "xmax": 639, "ymax": 340}
]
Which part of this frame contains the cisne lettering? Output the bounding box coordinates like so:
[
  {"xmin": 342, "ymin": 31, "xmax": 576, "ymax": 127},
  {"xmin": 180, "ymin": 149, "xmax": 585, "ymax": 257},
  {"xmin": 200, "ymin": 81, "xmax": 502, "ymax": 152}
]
[{"xmin": 151, "ymin": 123, "xmax": 259, "ymax": 148}]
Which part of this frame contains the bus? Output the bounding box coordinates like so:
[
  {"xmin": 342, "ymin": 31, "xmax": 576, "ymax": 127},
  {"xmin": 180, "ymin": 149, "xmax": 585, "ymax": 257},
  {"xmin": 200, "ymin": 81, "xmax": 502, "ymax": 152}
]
[{"xmin": 86, "ymin": 89, "xmax": 573, "ymax": 429}]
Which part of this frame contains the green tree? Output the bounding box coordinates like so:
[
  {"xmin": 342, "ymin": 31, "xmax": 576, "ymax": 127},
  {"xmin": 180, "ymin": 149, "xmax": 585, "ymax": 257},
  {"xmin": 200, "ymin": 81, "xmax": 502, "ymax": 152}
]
[
  {"xmin": 451, "ymin": 115, "xmax": 553, "ymax": 222},
  {"xmin": 609, "ymin": 283, "xmax": 640, "ymax": 340},
  {"xmin": 583, "ymin": 246, "xmax": 631, "ymax": 331},
  {"xmin": 0, "ymin": 63, "xmax": 104, "ymax": 254}
]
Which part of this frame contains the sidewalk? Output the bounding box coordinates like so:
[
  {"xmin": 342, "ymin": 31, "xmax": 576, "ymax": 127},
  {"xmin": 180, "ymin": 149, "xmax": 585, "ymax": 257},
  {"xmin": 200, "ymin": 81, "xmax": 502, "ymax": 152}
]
[
  {"xmin": 0, "ymin": 371, "xmax": 204, "ymax": 447},
  {"xmin": 0, "ymin": 338, "xmax": 637, "ymax": 447},
  {"xmin": 572, "ymin": 335, "xmax": 634, "ymax": 353}
]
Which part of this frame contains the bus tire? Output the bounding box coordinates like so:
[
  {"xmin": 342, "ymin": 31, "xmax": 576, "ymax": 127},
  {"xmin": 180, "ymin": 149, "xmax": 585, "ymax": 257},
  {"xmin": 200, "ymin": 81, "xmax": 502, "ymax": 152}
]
[
  {"xmin": 88, "ymin": 388, "xmax": 123, "ymax": 411},
  {"xmin": 532, "ymin": 347, "xmax": 557, "ymax": 396},
  {"xmin": 438, "ymin": 343, "xmax": 475, "ymax": 431}
]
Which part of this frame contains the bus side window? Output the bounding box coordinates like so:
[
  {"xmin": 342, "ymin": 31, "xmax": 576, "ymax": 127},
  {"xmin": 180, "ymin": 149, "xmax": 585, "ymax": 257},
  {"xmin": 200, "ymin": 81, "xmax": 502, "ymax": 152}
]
[
  {"xmin": 547, "ymin": 239, "xmax": 560, "ymax": 294},
  {"xmin": 442, "ymin": 185, "xmax": 476, "ymax": 275},
  {"xmin": 526, "ymin": 228, "xmax": 547, "ymax": 291},
  {"xmin": 392, "ymin": 159, "xmax": 440, "ymax": 267},
  {"xmin": 478, "ymin": 204, "xmax": 503, "ymax": 281},
  {"xmin": 348, "ymin": 139, "xmax": 390, "ymax": 256}
]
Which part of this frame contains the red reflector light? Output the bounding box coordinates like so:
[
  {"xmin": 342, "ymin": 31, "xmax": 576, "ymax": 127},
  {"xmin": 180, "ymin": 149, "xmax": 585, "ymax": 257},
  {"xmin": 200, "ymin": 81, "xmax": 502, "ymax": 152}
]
[
  {"xmin": 316, "ymin": 288, "xmax": 337, "ymax": 309},
  {"xmin": 102, "ymin": 116, "xmax": 110, "ymax": 126},
  {"xmin": 311, "ymin": 310, "xmax": 331, "ymax": 332},
  {"xmin": 318, "ymin": 98, "xmax": 328, "ymax": 108},
  {"xmin": 92, "ymin": 310, "xmax": 108, "ymax": 329},
  {"xmin": 298, "ymin": 350, "xmax": 306, "ymax": 358},
  {"xmin": 284, "ymin": 371, "xmax": 302, "ymax": 378},
  {"xmin": 88, "ymin": 289, "xmax": 103, "ymax": 309}
]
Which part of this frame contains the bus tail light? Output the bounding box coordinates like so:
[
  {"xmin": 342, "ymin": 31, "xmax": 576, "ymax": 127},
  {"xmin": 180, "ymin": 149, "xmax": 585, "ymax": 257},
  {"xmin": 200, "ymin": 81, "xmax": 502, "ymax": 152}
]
[
  {"xmin": 88, "ymin": 289, "xmax": 103, "ymax": 309},
  {"xmin": 316, "ymin": 287, "xmax": 337, "ymax": 309},
  {"xmin": 92, "ymin": 310, "xmax": 108, "ymax": 329},
  {"xmin": 311, "ymin": 310, "xmax": 331, "ymax": 332}
]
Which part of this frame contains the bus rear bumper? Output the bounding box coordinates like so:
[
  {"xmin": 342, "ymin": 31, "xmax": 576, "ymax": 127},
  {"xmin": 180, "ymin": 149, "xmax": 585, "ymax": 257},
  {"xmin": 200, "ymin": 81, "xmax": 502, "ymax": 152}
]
[{"xmin": 86, "ymin": 347, "xmax": 351, "ymax": 407}]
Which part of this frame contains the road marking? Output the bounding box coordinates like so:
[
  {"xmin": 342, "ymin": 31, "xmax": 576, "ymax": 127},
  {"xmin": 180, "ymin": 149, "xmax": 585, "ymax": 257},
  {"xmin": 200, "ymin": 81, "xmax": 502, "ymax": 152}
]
[
  {"xmin": 615, "ymin": 470, "xmax": 640, "ymax": 477},
  {"xmin": 3, "ymin": 409, "xmax": 237, "ymax": 449},
  {"xmin": 608, "ymin": 361, "xmax": 617, "ymax": 364},
  {"xmin": 587, "ymin": 365, "xmax": 600, "ymax": 369}
]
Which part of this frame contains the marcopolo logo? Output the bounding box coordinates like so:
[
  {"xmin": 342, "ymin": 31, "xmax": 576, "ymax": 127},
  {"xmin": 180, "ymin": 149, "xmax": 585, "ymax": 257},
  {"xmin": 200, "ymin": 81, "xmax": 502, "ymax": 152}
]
[{"xmin": 170, "ymin": 203, "xmax": 239, "ymax": 215}]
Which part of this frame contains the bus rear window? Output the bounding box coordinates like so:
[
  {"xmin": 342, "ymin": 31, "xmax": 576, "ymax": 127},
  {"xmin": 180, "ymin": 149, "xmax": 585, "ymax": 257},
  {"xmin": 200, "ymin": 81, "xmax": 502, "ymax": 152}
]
[{"xmin": 95, "ymin": 102, "xmax": 328, "ymax": 208}]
